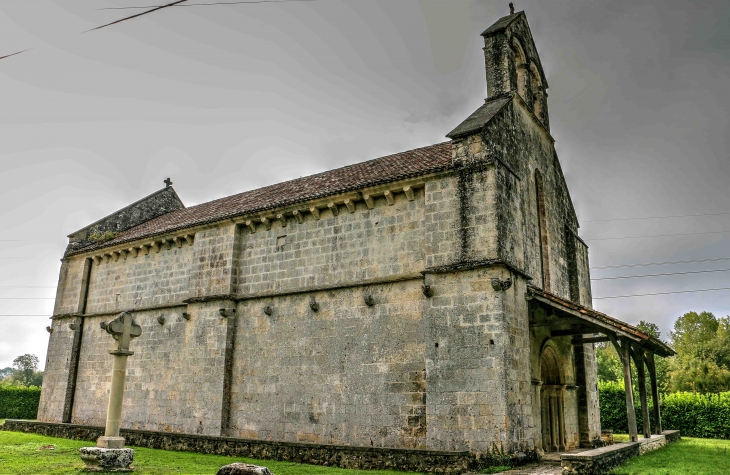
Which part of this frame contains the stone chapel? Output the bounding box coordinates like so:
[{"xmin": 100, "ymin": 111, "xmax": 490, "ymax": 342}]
[{"xmin": 38, "ymin": 9, "xmax": 673, "ymax": 461}]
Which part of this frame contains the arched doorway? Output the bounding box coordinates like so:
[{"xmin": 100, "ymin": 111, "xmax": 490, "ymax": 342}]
[{"xmin": 540, "ymin": 344, "xmax": 566, "ymax": 452}]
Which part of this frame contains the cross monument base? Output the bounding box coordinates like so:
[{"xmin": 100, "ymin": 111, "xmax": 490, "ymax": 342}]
[{"xmin": 79, "ymin": 447, "xmax": 134, "ymax": 472}]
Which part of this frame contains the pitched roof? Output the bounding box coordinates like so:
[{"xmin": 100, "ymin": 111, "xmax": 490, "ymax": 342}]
[
  {"xmin": 68, "ymin": 141, "xmax": 453, "ymax": 256},
  {"xmin": 481, "ymin": 12, "xmax": 522, "ymax": 37},
  {"xmin": 446, "ymin": 94, "xmax": 512, "ymax": 139}
]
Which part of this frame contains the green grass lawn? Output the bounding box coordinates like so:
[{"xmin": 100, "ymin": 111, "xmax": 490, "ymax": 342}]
[
  {"xmin": 610, "ymin": 436, "xmax": 730, "ymax": 475},
  {"xmin": 0, "ymin": 430, "xmax": 420, "ymax": 475}
]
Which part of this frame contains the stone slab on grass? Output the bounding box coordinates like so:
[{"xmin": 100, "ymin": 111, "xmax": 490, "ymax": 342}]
[
  {"xmin": 79, "ymin": 447, "xmax": 134, "ymax": 472},
  {"xmin": 216, "ymin": 463, "xmax": 273, "ymax": 475}
]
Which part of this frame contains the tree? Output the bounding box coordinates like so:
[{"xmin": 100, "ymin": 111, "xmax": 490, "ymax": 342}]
[
  {"xmin": 12, "ymin": 354, "xmax": 40, "ymax": 387},
  {"xmin": 0, "ymin": 367, "xmax": 13, "ymax": 380},
  {"xmin": 667, "ymin": 312, "xmax": 730, "ymax": 393}
]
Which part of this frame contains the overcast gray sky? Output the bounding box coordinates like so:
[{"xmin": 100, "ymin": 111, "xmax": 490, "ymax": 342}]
[{"xmin": 1, "ymin": 0, "xmax": 728, "ymax": 369}]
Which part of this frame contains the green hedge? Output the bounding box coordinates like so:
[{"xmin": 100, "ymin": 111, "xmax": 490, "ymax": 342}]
[
  {"xmin": 0, "ymin": 386, "xmax": 41, "ymax": 419},
  {"xmin": 599, "ymin": 381, "xmax": 730, "ymax": 439}
]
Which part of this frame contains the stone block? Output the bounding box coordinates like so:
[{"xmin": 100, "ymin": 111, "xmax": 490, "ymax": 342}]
[
  {"xmin": 217, "ymin": 463, "xmax": 273, "ymax": 475},
  {"xmin": 97, "ymin": 436, "xmax": 126, "ymax": 448},
  {"xmin": 79, "ymin": 446, "xmax": 134, "ymax": 472}
]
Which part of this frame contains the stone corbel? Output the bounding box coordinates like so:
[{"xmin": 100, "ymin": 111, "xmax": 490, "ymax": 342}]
[
  {"xmin": 310, "ymin": 207, "xmax": 320, "ymax": 220},
  {"xmin": 157, "ymin": 316, "xmax": 165, "ymax": 325},
  {"xmin": 173, "ymin": 237, "xmax": 183, "ymax": 248},
  {"xmin": 182, "ymin": 312, "xmax": 191, "ymax": 321},
  {"xmin": 363, "ymin": 195, "xmax": 374, "ymax": 210},
  {"xmin": 328, "ymin": 203, "xmax": 339, "ymax": 216},
  {"xmin": 384, "ymin": 190, "xmax": 395, "ymax": 206},
  {"xmin": 364, "ymin": 294, "xmax": 375, "ymax": 307},
  {"xmin": 403, "ymin": 186, "xmax": 415, "ymax": 201},
  {"xmin": 46, "ymin": 326, "xmax": 53, "ymax": 333},
  {"xmin": 421, "ymin": 285, "xmax": 434, "ymax": 298},
  {"xmin": 139, "ymin": 244, "xmax": 149, "ymax": 256},
  {"xmin": 309, "ymin": 298, "xmax": 319, "ymax": 312},
  {"xmin": 184, "ymin": 234, "xmax": 195, "ymax": 246},
  {"xmin": 93, "ymin": 256, "xmax": 103, "ymax": 265},
  {"xmin": 245, "ymin": 220, "xmax": 256, "ymax": 234},
  {"xmin": 263, "ymin": 305, "xmax": 273, "ymax": 316},
  {"xmin": 491, "ymin": 277, "xmax": 512, "ymax": 291},
  {"xmin": 148, "ymin": 242, "xmax": 159, "ymax": 253},
  {"xmin": 128, "ymin": 247, "xmax": 138, "ymax": 258},
  {"xmin": 162, "ymin": 240, "xmax": 172, "ymax": 251},
  {"xmin": 112, "ymin": 251, "xmax": 121, "ymax": 262},
  {"xmin": 120, "ymin": 250, "xmax": 129, "ymax": 260},
  {"xmin": 103, "ymin": 254, "xmax": 112, "ymax": 263},
  {"xmin": 293, "ymin": 210, "xmax": 304, "ymax": 224},
  {"xmin": 260, "ymin": 217, "xmax": 271, "ymax": 231},
  {"xmin": 525, "ymin": 289, "xmax": 535, "ymax": 301},
  {"xmin": 277, "ymin": 214, "xmax": 287, "ymax": 227},
  {"xmin": 344, "ymin": 199, "xmax": 356, "ymax": 213},
  {"xmin": 219, "ymin": 308, "xmax": 236, "ymax": 318}
]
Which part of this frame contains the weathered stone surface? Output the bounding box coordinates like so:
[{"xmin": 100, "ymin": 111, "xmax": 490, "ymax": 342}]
[
  {"xmin": 79, "ymin": 446, "xmax": 134, "ymax": 472},
  {"xmin": 4, "ymin": 420, "xmax": 474, "ymax": 474},
  {"xmin": 66, "ymin": 186, "xmax": 184, "ymax": 255},
  {"xmin": 216, "ymin": 463, "xmax": 273, "ymax": 475},
  {"xmin": 97, "ymin": 436, "xmax": 126, "ymax": 449}
]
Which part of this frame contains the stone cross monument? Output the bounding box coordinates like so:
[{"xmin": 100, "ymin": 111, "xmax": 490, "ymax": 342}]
[{"xmin": 79, "ymin": 311, "xmax": 141, "ymax": 472}]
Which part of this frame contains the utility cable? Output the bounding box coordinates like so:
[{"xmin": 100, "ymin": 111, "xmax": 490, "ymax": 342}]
[
  {"xmin": 584, "ymin": 211, "xmax": 730, "ymax": 223},
  {"xmin": 591, "ymin": 257, "xmax": 730, "ymax": 270},
  {"xmin": 584, "ymin": 230, "xmax": 730, "ymax": 242},
  {"xmin": 594, "ymin": 287, "xmax": 730, "ymax": 300},
  {"xmin": 99, "ymin": 0, "xmax": 315, "ymax": 9},
  {"xmin": 592, "ymin": 268, "xmax": 730, "ymax": 281}
]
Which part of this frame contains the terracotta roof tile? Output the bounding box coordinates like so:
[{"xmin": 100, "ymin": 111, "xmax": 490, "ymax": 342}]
[{"xmin": 70, "ymin": 141, "xmax": 453, "ymax": 256}]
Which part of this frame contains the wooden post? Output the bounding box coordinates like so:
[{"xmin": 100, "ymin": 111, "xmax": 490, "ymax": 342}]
[
  {"xmin": 646, "ymin": 351, "xmax": 662, "ymax": 434},
  {"xmin": 621, "ymin": 340, "xmax": 639, "ymax": 442},
  {"xmin": 611, "ymin": 336, "xmax": 638, "ymax": 442},
  {"xmin": 632, "ymin": 347, "xmax": 651, "ymax": 438}
]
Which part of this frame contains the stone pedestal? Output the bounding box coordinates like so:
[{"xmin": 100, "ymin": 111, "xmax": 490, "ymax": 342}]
[{"xmin": 79, "ymin": 447, "xmax": 134, "ymax": 472}]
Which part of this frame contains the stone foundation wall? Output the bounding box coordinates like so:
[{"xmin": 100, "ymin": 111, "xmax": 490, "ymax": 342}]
[{"xmin": 1, "ymin": 420, "xmax": 474, "ymax": 474}]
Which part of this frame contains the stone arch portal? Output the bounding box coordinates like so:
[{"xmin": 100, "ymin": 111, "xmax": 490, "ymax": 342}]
[{"xmin": 540, "ymin": 344, "xmax": 566, "ymax": 452}]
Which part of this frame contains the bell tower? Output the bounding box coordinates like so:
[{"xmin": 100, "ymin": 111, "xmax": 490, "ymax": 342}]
[{"xmin": 481, "ymin": 5, "xmax": 550, "ymax": 130}]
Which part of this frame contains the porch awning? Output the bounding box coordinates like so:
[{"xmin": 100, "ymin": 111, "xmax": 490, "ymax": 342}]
[{"xmin": 526, "ymin": 286, "xmax": 675, "ymax": 358}]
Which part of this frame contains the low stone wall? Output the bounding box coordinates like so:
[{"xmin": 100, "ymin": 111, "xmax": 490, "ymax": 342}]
[
  {"xmin": 1, "ymin": 420, "xmax": 473, "ymax": 473},
  {"xmin": 561, "ymin": 442, "xmax": 639, "ymax": 475},
  {"xmin": 561, "ymin": 431, "xmax": 681, "ymax": 475}
]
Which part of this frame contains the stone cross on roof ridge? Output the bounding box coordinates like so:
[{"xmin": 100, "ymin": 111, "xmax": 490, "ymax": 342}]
[
  {"xmin": 105, "ymin": 312, "xmax": 142, "ymax": 356},
  {"xmin": 164, "ymin": 177, "xmax": 172, "ymax": 188}
]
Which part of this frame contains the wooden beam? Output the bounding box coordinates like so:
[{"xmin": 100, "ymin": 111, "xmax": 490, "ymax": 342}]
[
  {"xmin": 574, "ymin": 336, "xmax": 610, "ymax": 345},
  {"xmin": 551, "ymin": 328, "xmax": 592, "ymax": 337},
  {"xmin": 631, "ymin": 345, "xmax": 651, "ymax": 438},
  {"xmin": 645, "ymin": 351, "xmax": 663, "ymax": 434}
]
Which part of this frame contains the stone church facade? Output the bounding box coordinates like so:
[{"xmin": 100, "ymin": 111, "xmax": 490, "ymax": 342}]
[{"xmin": 38, "ymin": 10, "xmax": 670, "ymax": 457}]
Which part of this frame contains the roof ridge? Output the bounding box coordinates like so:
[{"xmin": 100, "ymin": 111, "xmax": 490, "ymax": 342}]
[{"xmin": 67, "ymin": 141, "xmax": 454, "ymax": 256}]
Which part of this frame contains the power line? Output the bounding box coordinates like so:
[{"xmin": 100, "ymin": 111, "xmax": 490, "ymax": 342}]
[
  {"xmin": 584, "ymin": 230, "xmax": 730, "ymax": 242},
  {"xmin": 0, "ymin": 315, "xmax": 51, "ymax": 317},
  {"xmin": 0, "ymin": 298, "xmax": 55, "ymax": 300},
  {"xmin": 592, "ymin": 268, "xmax": 730, "ymax": 281},
  {"xmin": 591, "ymin": 257, "xmax": 730, "ymax": 270},
  {"xmin": 0, "ymin": 287, "xmax": 55, "ymax": 289},
  {"xmin": 594, "ymin": 287, "xmax": 730, "ymax": 300},
  {"xmin": 99, "ymin": 0, "xmax": 315, "ymax": 9},
  {"xmin": 584, "ymin": 211, "xmax": 730, "ymax": 223}
]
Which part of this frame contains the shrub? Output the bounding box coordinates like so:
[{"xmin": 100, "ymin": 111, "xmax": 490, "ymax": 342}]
[
  {"xmin": 0, "ymin": 385, "xmax": 41, "ymax": 419},
  {"xmin": 599, "ymin": 381, "xmax": 730, "ymax": 439}
]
